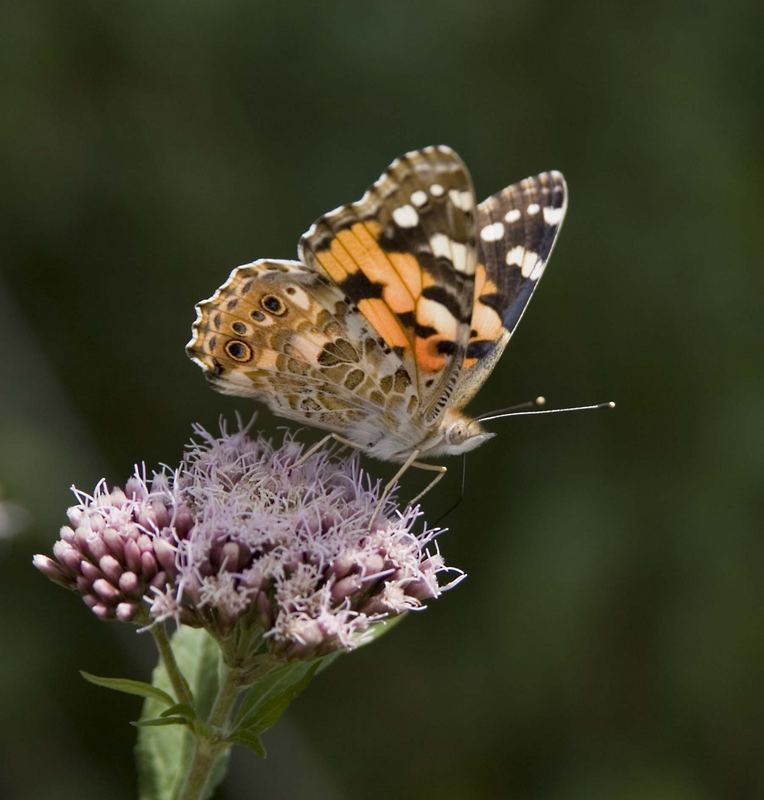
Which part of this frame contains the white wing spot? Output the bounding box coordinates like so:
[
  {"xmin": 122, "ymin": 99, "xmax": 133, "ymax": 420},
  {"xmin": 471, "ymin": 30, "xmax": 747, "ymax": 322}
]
[
  {"xmin": 417, "ymin": 297, "xmax": 459, "ymax": 339},
  {"xmin": 430, "ymin": 183, "xmax": 445, "ymax": 197},
  {"xmin": 429, "ymin": 233, "xmax": 451, "ymax": 259},
  {"xmin": 392, "ymin": 204, "xmax": 419, "ymax": 228},
  {"xmin": 506, "ymin": 246, "xmax": 525, "ymax": 267},
  {"xmin": 411, "ymin": 190, "xmax": 428, "ymax": 207},
  {"xmin": 480, "ymin": 222, "xmax": 505, "ymax": 242},
  {"xmin": 429, "ymin": 234, "xmax": 473, "ymax": 274},
  {"xmin": 449, "ymin": 189, "xmax": 474, "ymax": 211},
  {"xmin": 521, "ymin": 249, "xmax": 541, "ymax": 278},
  {"xmin": 504, "ymin": 208, "xmax": 521, "ymax": 224},
  {"xmin": 527, "ymin": 203, "xmax": 541, "ymax": 215},
  {"xmin": 450, "ymin": 242, "xmax": 472, "ymax": 274},
  {"xmin": 286, "ymin": 285, "xmax": 310, "ymax": 310},
  {"xmin": 543, "ymin": 206, "xmax": 564, "ymax": 225}
]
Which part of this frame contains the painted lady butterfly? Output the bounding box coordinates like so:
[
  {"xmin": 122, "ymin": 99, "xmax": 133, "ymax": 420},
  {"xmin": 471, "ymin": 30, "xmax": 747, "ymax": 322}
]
[{"xmin": 187, "ymin": 146, "xmax": 566, "ymax": 493}]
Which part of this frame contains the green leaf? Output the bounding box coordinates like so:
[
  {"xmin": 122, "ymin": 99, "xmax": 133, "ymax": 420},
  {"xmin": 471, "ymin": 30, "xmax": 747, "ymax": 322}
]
[
  {"xmin": 315, "ymin": 651, "xmax": 342, "ymax": 674},
  {"xmin": 226, "ymin": 729, "xmax": 267, "ymax": 758},
  {"xmin": 133, "ymin": 716, "xmax": 191, "ymax": 728},
  {"xmin": 136, "ymin": 627, "xmax": 222, "ymax": 800},
  {"xmin": 80, "ymin": 672, "xmax": 175, "ymax": 706},
  {"xmin": 233, "ymin": 659, "xmax": 322, "ymax": 736},
  {"xmin": 355, "ymin": 613, "xmax": 408, "ymax": 648},
  {"xmin": 159, "ymin": 703, "xmax": 197, "ymax": 720}
]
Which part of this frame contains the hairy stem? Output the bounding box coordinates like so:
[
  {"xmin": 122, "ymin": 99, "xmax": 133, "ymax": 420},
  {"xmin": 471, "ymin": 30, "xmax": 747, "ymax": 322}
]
[
  {"xmin": 178, "ymin": 661, "xmax": 244, "ymax": 800},
  {"xmin": 150, "ymin": 624, "xmax": 194, "ymax": 707}
]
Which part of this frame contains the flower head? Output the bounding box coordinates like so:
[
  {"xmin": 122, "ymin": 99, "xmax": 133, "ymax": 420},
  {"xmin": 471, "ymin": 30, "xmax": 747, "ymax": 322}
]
[
  {"xmin": 32, "ymin": 472, "xmax": 192, "ymax": 622},
  {"xmin": 35, "ymin": 421, "xmax": 463, "ymax": 659}
]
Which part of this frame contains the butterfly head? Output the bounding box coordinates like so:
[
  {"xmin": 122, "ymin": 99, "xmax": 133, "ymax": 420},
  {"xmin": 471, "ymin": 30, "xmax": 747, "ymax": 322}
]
[{"xmin": 425, "ymin": 409, "xmax": 495, "ymax": 457}]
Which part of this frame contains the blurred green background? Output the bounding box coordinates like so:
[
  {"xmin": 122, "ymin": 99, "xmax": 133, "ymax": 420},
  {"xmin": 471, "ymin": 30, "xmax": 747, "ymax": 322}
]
[{"xmin": 2, "ymin": 1, "xmax": 763, "ymax": 798}]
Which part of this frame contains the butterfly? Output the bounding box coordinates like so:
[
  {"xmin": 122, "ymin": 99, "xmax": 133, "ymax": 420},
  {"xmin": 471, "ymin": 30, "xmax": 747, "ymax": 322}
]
[{"xmin": 187, "ymin": 145, "xmax": 566, "ymax": 495}]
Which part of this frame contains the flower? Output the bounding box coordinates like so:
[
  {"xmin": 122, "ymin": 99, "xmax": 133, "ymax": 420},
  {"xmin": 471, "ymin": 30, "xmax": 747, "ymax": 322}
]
[
  {"xmin": 34, "ymin": 421, "xmax": 463, "ymax": 659},
  {"xmin": 32, "ymin": 472, "xmax": 192, "ymax": 623}
]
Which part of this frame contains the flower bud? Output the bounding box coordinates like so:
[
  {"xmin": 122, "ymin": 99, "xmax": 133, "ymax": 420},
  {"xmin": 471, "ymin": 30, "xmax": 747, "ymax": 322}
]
[
  {"xmin": 116, "ymin": 603, "xmax": 137, "ymax": 622},
  {"xmin": 34, "ymin": 470, "xmax": 194, "ymax": 623},
  {"xmin": 331, "ymin": 574, "xmax": 363, "ymax": 602},
  {"xmin": 153, "ymin": 538, "xmax": 178, "ymax": 574}
]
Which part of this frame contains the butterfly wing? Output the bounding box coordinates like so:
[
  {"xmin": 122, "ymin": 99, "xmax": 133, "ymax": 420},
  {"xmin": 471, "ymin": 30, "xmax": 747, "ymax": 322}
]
[
  {"xmin": 186, "ymin": 259, "xmax": 420, "ymax": 450},
  {"xmin": 298, "ymin": 145, "xmax": 478, "ymax": 425},
  {"xmin": 452, "ymin": 171, "xmax": 568, "ymax": 408},
  {"xmin": 187, "ymin": 152, "xmax": 564, "ymax": 457}
]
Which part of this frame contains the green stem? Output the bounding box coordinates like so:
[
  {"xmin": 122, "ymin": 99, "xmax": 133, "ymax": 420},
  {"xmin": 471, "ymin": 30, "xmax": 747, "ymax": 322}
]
[
  {"xmin": 150, "ymin": 624, "xmax": 194, "ymax": 707},
  {"xmin": 178, "ymin": 661, "xmax": 244, "ymax": 800}
]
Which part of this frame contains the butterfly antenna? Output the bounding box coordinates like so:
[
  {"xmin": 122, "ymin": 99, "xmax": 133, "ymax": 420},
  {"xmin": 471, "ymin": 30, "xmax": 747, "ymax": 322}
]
[
  {"xmin": 478, "ymin": 399, "xmax": 615, "ymax": 424},
  {"xmin": 477, "ymin": 396, "xmax": 547, "ymax": 420}
]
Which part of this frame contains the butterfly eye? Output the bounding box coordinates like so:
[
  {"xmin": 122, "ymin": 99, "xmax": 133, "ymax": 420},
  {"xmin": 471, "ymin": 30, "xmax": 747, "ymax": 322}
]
[
  {"xmin": 224, "ymin": 340, "xmax": 253, "ymax": 362},
  {"xmin": 446, "ymin": 423, "xmax": 464, "ymax": 444},
  {"xmin": 261, "ymin": 294, "xmax": 287, "ymax": 315}
]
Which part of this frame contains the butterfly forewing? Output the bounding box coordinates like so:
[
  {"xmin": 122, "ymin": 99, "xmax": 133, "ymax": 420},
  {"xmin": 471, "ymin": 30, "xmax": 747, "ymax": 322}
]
[
  {"xmin": 452, "ymin": 171, "xmax": 567, "ymax": 408},
  {"xmin": 298, "ymin": 145, "xmax": 478, "ymax": 421}
]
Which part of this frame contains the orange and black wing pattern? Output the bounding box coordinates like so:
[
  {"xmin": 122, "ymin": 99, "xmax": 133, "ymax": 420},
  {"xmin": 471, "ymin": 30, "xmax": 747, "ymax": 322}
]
[{"xmin": 298, "ymin": 145, "xmax": 478, "ymax": 423}]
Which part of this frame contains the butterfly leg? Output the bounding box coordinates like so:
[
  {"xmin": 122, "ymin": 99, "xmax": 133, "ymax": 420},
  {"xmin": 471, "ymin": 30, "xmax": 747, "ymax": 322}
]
[
  {"xmin": 368, "ymin": 449, "xmax": 422, "ymax": 529},
  {"xmin": 407, "ymin": 461, "xmax": 448, "ymax": 507},
  {"xmin": 294, "ymin": 432, "xmax": 365, "ymax": 467}
]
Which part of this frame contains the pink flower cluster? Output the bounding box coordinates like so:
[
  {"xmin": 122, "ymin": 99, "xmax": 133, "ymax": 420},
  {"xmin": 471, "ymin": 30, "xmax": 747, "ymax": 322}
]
[
  {"xmin": 34, "ymin": 423, "xmax": 462, "ymax": 658},
  {"xmin": 33, "ymin": 473, "xmax": 190, "ymax": 622}
]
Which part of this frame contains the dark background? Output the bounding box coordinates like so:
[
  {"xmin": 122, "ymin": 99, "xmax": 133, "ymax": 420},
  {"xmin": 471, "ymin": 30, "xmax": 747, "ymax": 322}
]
[{"xmin": 2, "ymin": 1, "xmax": 763, "ymax": 798}]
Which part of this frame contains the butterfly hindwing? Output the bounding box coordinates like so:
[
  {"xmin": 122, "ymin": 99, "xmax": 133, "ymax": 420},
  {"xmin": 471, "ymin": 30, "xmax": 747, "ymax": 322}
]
[
  {"xmin": 186, "ymin": 259, "xmax": 420, "ymax": 447},
  {"xmin": 452, "ymin": 171, "xmax": 567, "ymax": 408},
  {"xmin": 298, "ymin": 145, "xmax": 478, "ymax": 423}
]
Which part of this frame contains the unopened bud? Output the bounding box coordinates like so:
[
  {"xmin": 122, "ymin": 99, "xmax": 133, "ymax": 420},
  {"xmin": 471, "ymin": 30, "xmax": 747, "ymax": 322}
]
[
  {"xmin": 116, "ymin": 602, "xmax": 137, "ymax": 622},
  {"xmin": 118, "ymin": 571, "xmax": 140, "ymax": 597},
  {"xmin": 331, "ymin": 574, "xmax": 363, "ymax": 602},
  {"xmin": 92, "ymin": 578, "xmax": 120, "ymax": 602},
  {"xmin": 153, "ymin": 538, "xmax": 177, "ymax": 574},
  {"xmin": 99, "ymin": 555, "xmax": 122, "ymax": 584}
]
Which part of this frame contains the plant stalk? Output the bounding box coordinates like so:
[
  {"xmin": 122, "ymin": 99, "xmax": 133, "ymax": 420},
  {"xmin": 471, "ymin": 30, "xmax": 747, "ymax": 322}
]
[
  {"xmin": 178, "ymin": 661, "xmax": 244, "ymax": 800},
  {"xmin": 150, "ymin": 624, "xmax": 194, "ymax": 707}
]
